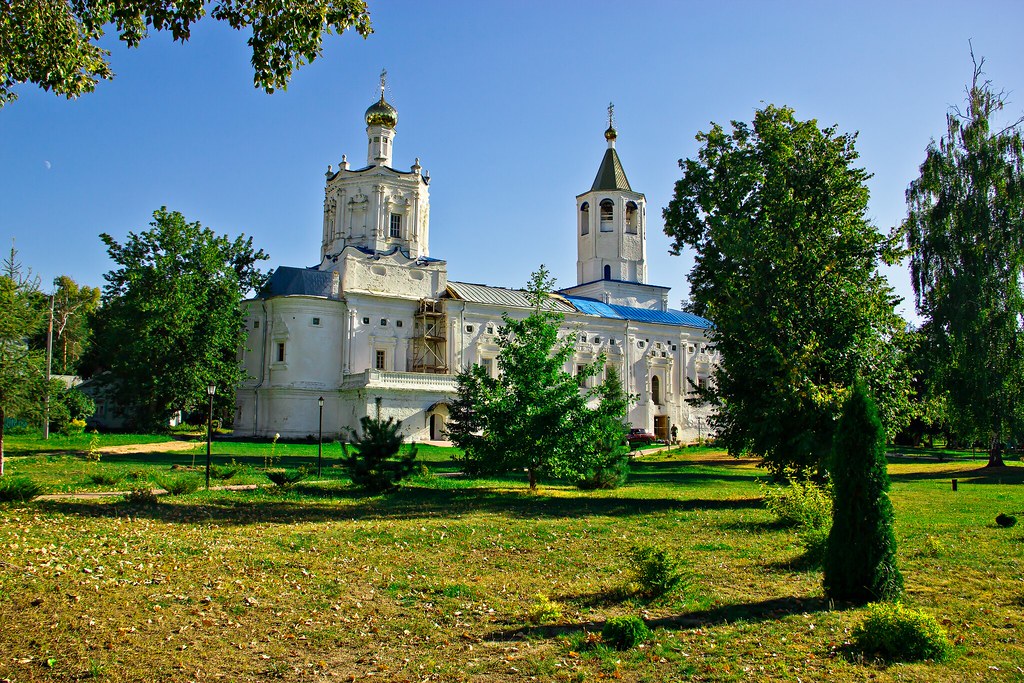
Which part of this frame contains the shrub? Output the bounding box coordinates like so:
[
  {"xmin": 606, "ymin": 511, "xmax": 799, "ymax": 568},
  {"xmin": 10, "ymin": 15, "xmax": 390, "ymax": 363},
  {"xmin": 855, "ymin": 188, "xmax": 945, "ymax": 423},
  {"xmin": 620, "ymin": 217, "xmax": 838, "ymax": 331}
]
[
  {"xmin": 61, "ymin": 418, "xmax": 87, "ymax": 436},
  {"xmin": 628, "ymin": 543, "xmax": 686, "ymax": 599},
  {"xmin": 762, "ymin": 472, "xmax": 833, "ymax": 529},
  {"xmin": 210, "ymin": 462, "xmax": 241, "ymax": 480},
  {"xmin": 124, "ymin": 488, "xmax": 159, "ymax": 506},
  {"xmin": 88, "ymin": 471, "xmax": 126, "ymax": 486},
  {"xmin": 852, "ymin": 602, "xmax": 953, "ymax": 662},
  {"xmin": 265, "ymin": 468, "xmax": 307, "ymax": 487},
  {"xmin": 0, "ymin": 476, "xmax": 43, "ymax": 502},
  {"xmin": 527, "ymin": 594, "xmax": 562, "ymax": 625},
  {"xmin": 154, "ymin": 474, "xmax": 202, "ymax": 496},
  {"xmin": 824, "ymin": 379, "xmax": 903, "ymax": 603},
  {"xmin": 996, "ymin": 513, "xmax": 1017, "ymax": 528},
  {"xmin": 601, "ymin": 616, "xmax": 650, "ymax": 650}
]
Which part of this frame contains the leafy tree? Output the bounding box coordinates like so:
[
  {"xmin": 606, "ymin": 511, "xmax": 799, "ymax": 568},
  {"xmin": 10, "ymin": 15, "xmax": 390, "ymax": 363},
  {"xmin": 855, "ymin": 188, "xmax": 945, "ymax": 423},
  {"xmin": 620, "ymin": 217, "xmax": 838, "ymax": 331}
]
[
  {"xmin": 29, "ymin": 276, "xmax": 100, "ymax": 375},
  {"xmin": 448, "ymin": 266, "xmax": 607, "ymax": 491},
  {"xmin": 823, "ymin": 378, "xmax": 903, "ymax": 603},
  {"xmin": 902, "ymin": 55, "xmax": 1024, "ymax": 468},
  {"xmin": 0, "ymin": 0, "xmax": 373, "ymax": 106},
  {"xmin": 663, "ymin": 104, "xmax": 910, "ymax": 476},
  {"xmin": 87, "ymin": 207, "xmax": 268, "ymax": 431},
  {"xmin": 341, "ymin": 402, "xmax": 417, "ymax": 492},
  {"xmin": 575, "ymin": 365, "xmax": 632, "ymax": 490},
  {"xmin": 0, "ymin": 247, "xmax": 45, "ymax": 475}
]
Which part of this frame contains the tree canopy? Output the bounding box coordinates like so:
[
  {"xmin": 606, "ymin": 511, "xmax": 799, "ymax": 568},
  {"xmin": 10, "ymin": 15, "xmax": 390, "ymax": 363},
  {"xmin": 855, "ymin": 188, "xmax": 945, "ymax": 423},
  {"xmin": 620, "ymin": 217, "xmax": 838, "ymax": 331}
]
[
  {"xmin": 663, "ymin": 104, "xmax": 909, "ymax": 476},
  {"xmin": 87, "ymin": 207, "xmax": 268, "ymax": 431},
  {"xmin": 902, "ymin": 56, "xmax": 1024, "ymax": 468},
  {"xmin": 28, "ymin": 275, "xmax": 100, "ymax": 376},
  {"xmin": 0, "ymin": 0, "xmax": 372, "ymax": 106}
]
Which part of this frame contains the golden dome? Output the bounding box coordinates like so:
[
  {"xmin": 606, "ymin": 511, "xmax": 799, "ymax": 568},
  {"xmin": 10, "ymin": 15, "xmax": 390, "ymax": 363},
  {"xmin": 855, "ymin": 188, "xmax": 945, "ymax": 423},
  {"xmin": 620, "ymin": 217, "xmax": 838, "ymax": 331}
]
[
  {"xmin": 365, "ymin": 94, "xmax": 398, "ymax": 128},
  {"xmin": 605, "ymin": 124, "xmax": 617, "ymax": 141}
]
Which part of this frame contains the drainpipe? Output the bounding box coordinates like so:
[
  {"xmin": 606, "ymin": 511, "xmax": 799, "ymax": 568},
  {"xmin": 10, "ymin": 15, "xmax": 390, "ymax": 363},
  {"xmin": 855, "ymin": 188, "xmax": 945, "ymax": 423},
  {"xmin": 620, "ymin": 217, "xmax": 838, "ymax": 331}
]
[{"xmin": 252, "ymin": 299, "xmax": 268, "ymax": 435}]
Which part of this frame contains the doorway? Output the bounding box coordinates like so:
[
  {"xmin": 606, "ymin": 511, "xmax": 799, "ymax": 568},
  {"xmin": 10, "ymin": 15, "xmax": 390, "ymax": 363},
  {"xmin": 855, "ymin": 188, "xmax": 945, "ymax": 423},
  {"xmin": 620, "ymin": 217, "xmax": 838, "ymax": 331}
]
[{"xmin": 654, "ymin": 415, "xmax": 669, "ymax": 442}]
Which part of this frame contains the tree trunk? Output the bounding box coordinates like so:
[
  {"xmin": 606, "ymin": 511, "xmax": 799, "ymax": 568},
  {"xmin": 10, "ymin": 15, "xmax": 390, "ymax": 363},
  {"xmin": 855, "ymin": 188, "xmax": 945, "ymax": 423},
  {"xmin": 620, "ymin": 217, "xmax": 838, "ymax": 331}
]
[
  {"xmin": 528, "ymin": 467, "xmax": 537, "ymax": 491},
  {"xmin": 987, "ymin": 436, "xmax": 1005, "ymax": 468}
]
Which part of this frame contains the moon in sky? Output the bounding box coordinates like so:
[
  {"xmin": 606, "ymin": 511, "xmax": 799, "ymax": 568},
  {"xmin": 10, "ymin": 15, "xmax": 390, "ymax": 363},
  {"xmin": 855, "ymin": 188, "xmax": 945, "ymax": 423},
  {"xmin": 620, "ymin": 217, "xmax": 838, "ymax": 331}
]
[{"xmin": 43, "ymin": 160, "xmax": 52, "ymax": 170}]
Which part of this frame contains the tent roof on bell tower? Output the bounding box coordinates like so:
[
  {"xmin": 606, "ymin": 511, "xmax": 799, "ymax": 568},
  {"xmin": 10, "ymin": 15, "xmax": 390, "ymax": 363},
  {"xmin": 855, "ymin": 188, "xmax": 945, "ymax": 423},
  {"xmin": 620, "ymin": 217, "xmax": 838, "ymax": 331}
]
[{"xmin": 590, "ymin": 147, "xmax": 632, "ymax": 192}]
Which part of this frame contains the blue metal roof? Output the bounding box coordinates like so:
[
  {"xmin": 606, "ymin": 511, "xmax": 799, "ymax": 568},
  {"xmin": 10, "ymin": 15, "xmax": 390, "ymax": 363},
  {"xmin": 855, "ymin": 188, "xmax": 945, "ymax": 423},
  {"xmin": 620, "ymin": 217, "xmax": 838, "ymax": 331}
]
[
  {"xmin": 563, "ymin": 296, "xmax": 713, "ymax": 330},
  {"xmin": 257, "ymin": 266, "xmax": 338, "ymax": 299}
]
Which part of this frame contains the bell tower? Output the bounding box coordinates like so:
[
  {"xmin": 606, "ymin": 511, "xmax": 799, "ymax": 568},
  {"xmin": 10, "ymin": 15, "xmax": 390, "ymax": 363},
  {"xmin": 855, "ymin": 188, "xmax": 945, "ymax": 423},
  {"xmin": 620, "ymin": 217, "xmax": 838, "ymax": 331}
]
[
  {"xmin": 575, "ymin": 104, "xmax": 648, "ymax": 286},
  {"xmin": 319, "ymin": 71, "xmax": 432, "ymax": 262}
]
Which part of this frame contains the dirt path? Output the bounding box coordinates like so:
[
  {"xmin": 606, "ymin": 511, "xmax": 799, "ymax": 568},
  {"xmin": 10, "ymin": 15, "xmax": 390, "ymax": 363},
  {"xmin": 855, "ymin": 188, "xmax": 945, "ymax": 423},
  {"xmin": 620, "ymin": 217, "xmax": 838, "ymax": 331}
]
[{"xmin": 98, "ymin": 440, "xmax": 199, "ymax": 455}]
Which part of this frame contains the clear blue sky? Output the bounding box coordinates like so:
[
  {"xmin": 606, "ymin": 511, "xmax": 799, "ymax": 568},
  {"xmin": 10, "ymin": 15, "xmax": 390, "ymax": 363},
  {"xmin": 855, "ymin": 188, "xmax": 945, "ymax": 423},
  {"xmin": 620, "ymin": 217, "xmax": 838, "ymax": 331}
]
[{"xmin": 3, "ymin": 1, "xmax": 1023, "ymax": 323}]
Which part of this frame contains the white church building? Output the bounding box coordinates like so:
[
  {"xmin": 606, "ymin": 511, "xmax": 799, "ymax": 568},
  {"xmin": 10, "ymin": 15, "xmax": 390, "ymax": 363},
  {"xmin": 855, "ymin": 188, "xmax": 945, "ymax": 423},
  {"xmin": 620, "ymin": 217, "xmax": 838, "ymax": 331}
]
[{"xmin": 234, "ymin": 80, "xmax": 718, "ymax": 443}]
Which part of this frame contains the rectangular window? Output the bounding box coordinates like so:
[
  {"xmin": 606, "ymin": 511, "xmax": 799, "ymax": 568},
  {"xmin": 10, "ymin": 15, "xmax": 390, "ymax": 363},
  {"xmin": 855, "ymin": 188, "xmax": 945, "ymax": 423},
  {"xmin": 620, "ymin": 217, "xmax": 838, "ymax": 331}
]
[
  {"xmin": 276, "ymin": 342, "xmax": 285, "ymax": 363},
  {"xmin": 312, "ymin": 317, "xmax": 321, "ymax": 326},
  {"xmin": 389, "ymin": 213, "xmax": 402, "ymax": 238},
  {"xmin": 481, "ymin": 357, "xmax": 494, "ymax": 377},
  {"xmin": 253, "ymin": 320, "xmax": 260, "ymax": 329},
  {"xmin": 375, "ymin": 349, "xmax": 386, "ymax": 370},
  {"xmin": 576, "ymin": 364, "xmax": 587, "ymax": 387}
]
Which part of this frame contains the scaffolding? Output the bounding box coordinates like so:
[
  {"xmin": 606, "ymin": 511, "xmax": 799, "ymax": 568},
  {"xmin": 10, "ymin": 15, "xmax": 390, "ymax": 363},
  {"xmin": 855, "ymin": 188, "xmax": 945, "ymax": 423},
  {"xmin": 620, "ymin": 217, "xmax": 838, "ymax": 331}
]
[{"xmin": 412, "ymin": 298, "xmax": 448, "ymax": 374}]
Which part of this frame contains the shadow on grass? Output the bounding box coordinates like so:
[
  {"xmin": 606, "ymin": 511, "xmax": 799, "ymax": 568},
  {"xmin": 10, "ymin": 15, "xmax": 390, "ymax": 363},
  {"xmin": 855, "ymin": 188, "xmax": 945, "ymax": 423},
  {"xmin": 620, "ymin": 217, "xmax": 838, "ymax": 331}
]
[
  {"xmin": 628, "ymin": 459, "xmax": 762, "ymax": 485},
  {"xmin": 764, "ymin": 551, "xmax": 824, "ymax": 573},
  {"xmin": 35, "ymin": 483, "xmax": 709, "ymax": 526},
  {"xmin": 485, "ymin": 595, "xmax": 832, "ymax": 641},
  {"xmin": 676, "ymin": 497, "xmax": 763, "ymax": 512},
  {"xmin": 889, "ymin": 464, "xmax": 1024, "ymax": 486}
]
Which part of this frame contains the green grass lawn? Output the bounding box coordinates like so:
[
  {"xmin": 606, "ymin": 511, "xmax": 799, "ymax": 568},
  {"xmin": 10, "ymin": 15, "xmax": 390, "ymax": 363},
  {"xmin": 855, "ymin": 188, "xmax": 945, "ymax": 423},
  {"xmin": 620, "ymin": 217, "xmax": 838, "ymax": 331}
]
[
  {"xmin": 1, "ymin": 435, "xmax": 460, "ymax": 493},
  {"xmin": 1, "ymin": 440, "xmax": 1022, "ymax": 682}
]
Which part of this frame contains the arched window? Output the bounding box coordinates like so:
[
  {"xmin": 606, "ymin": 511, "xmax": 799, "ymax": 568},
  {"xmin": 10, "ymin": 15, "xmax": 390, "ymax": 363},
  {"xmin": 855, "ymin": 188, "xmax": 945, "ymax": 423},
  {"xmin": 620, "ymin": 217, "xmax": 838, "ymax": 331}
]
[
  {"xmin": 625, "ymin": 201, "xmax": 638, "ymax": 234},
  {"xmin": 580, "ymin": 202, "xmax": 590, "ymax": 235},
  {"xmin": 651, "ymin": 375, "xmax": 661, "ymax": 405},
  {"xmin": 604, "ymin": 264, "xmax": 611, "ymax": 280},
  {"xmin": 600, "ymin": 199, "xmax": 614, "ymax": 231}
]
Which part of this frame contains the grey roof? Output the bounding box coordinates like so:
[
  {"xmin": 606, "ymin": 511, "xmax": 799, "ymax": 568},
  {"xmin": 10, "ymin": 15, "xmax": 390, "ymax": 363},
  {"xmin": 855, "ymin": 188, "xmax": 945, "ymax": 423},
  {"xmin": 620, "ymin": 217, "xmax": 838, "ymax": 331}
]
[
  {"xmin": 258, "ymin": 267, "xmax": 338, "ymax": 299},
  {"xmin": 591, "ymin": 147, "xmax": 632, "ymax": 192},
  {"xmin": 446, "ymin": 281, "xmax": 576, "ymax": 312},
  {"xmin": 565, "ymin": 278, "xmax": 670, "ymax": 292}
]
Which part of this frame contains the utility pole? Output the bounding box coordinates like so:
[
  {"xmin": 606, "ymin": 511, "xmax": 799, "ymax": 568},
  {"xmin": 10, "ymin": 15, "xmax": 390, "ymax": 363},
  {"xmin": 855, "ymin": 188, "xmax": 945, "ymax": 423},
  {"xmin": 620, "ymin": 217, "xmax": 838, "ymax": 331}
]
[{"xmin": 43, "ymin": 292, "xmax": 54, "ymax": 440}]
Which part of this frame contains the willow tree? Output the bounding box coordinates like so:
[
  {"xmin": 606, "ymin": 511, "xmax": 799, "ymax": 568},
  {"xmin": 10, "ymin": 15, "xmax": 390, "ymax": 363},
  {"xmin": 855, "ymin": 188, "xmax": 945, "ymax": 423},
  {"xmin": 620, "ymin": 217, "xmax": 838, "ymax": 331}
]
[
  {"xmin": 664, "ymin": 104, "xmax": 909, "ymax": 476},
  {"xmin": 902, "ymin": 55, "xmax": 1024, "ymax": 468}
]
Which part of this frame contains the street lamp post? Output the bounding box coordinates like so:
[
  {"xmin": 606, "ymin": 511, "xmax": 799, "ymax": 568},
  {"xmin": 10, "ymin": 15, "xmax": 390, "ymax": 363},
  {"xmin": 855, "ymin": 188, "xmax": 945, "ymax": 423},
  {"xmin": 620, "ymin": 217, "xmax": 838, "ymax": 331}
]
[
  {"xmin": 206, "ymin": 382, "xmax": 216, "ymax": 489},
  {"xmin": 317, "ymin": 396, "xmax": 324, "ymax": 478}
]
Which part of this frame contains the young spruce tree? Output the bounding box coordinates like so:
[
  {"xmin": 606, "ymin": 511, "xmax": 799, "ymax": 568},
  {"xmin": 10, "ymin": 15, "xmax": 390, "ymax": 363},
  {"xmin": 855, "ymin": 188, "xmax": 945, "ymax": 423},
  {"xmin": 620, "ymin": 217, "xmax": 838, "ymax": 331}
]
[
  {"xmin": 824, "ymin": 379, "xmax": 903, "ymax": 603},
  {"xmin": 341, "ymin": 400, "xmax": 418, "ymax": 492}
]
